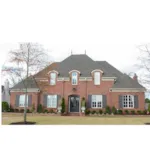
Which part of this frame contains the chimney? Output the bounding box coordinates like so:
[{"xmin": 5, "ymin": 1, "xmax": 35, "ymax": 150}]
[{"xmin": 133, "ymin": 73, "xmax": 138, "ymax": 82}]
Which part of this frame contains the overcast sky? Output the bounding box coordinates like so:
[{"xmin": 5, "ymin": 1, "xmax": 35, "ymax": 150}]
[{"xmin": 0, "ymin": 0, "xmax": 150, "ymax": 97}]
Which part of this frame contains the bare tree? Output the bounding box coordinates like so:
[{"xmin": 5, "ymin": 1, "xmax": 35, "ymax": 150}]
[
  {"xmin": 137, "ymin": 44, "xmax": 150, "ymax": 93},
  {"xmin": 8, "ymin": 42, "xmax": 52, "ymax": 123}
]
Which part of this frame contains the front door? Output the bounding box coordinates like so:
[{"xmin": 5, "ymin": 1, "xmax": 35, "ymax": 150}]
[{"xmin": 69, "ymin": 95, "xmax": 79, "ymax": 112}]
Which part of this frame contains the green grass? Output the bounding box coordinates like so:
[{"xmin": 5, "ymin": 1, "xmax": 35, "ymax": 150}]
[{"xmin": 2, "ymin": 113, "xmax": 150, "ymax": 125}]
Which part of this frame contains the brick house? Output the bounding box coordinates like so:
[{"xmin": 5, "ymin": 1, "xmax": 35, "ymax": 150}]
[{"xmin": 10, "ymin": 54, "xmax": 146, "ymax": 114}]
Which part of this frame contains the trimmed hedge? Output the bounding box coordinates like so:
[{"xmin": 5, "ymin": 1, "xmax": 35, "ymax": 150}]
[
  {"xmin": 117, "ymin": 109, "xmax": 123, "ymax": 114},
  {"xmin": 124, "ymin": 110, "xmax": 129, "ymax": 115},
  {"xmin": 99, "ymin": 109, "xmax": 103, "ymax": 114},
  {"xmin": 85, "ymin": 109, "xmax": 90, "ymax": 115}
]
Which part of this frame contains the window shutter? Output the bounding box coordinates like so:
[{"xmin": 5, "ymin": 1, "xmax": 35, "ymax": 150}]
[
  {"xmin": 102, "ymin": 95, "xmax": 107, "ymax": 108},
  {"xmin": 119, "ymin": 95, "xmax": 123, "ymax": 108},
  {"xmin": 87, "ymin": 95, "xmax": 92, "ymax": 108},
  {"xmin": 43, "ymin": 95, "xmax": 47, "ymax": 107},
  {"xmin": 28, "ymin": 95, "xmax": 32, "ymax": 107},
  {"xmin": 16, "ymin": 95, "xmax": 20, "ymax": 107},
  {"xmin": 134, "ymin": 95, "xmax": 139, "ymax": 108},
  {"xmin": 57, "ymin": 95, "xmax": 61, "ymax": 107}
]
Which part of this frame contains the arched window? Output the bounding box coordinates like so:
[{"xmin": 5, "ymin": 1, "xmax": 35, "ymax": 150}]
[
  {"xmin": 50, "ymin": 72, "xmax": 56, "ymax": 85},
  {"xmin": 94, "ymin": 72, "xmax": 100, "ymax": 85},
  {"xmin": 72, "ymin": 72, "xmax": 78, "ymax": 85}
]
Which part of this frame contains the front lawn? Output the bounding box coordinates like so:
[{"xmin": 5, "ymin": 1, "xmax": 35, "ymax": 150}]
[{"xmin": 2, "ymin": 113, "xmax": 150, "ymax": 125}]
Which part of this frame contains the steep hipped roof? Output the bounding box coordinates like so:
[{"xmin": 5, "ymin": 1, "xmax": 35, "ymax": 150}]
[
  {"xmin": 34, "ymin": 62, "xmax": 59, "ymax": 78},
  {"xmin": 11, "ymin": 76, "xmax": 39, "ymax": 89},
  {"xmin": 57, "ymin": 54, "xmax": 108, "ymax": 77},
  {"xmin": 96, "ymin": 61, "xmax": 144, "ymax": 88},
  {"xmin": 11, "ymin": 54, "xmax": 145, "ymax": 89}
]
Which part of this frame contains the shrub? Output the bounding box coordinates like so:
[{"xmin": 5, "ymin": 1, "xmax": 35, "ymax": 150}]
[
  {"xmin": 20, "ymin": 109, "xmax": 24, "ymax": 113},
  {"xmin": 27, "ymin": 109, "xmax": 30, "ymax": 113},
  {"xmin": 49, "ymin": 109, "xmax": 54, "ymax": 113},
  {"xmin": 124, "ymin": 110, "xmax": 129, "ymax": 115},
  {"xmin": 10, "ymin": 108, "xmax": 14, "ymax": 112},
  {"xmin": 137, "ymin": 110, "xmax": 142, "ymax": 115},
  {"xmin": 99, "ymin": 109, "xmax": 103, "ymax": 114},
  {"xmin": 61, "ymin": 98, "xmax": 65, "ymax": 113},
  {"xmin": 105, "ymin": 106, "xmax": 111, "ymax": 114},
  {"xmin": 112, "ymin": 106, "xmax": 117, "ymax": 114},
  {"xmin": 85, "ymin": 109, "xmax": 90, "ymax": 115},
  {"xmin": 130, "ymin": 110, "xmax": 135, "ymax": 115},
  {"xmin": 2, "ymin": 102, "xmax": 9, "ymax": 112},
  {"xmin": 148, "ymin": 103, "xmax": 150, "ymax": 113},
  {"xmin": 91, "ymin": 110, "xmax": 96, "ymax": 114},
  {"xmin": 37, "ymin": 104, "xmax": 43, "ymax": 113},
  {"xmin": 43, "ymin": 109, "xmax": 48, "ymax": 113},
  {"xmin": 103, "ymin": 112, "xmax": 106, "ymax": 115},
  {"xmin": 117, "ymin": 109, "xmax": 123, "ymax": 115},
  {"xmin": 142, "ymin": 110, "xmax": 147, "ymax": 115},
  {"xmin": 31, "ymin": 104, "xmax": 35, "ymax": 113},
  {"xmin": 14, "ymin": 109, "xmax": 19, "ymax": 112}
]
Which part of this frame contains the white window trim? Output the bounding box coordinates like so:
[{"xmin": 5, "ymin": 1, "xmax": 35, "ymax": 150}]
[
  {"xmin": 69, "ymin": 70, "xmax": 81, "ymax": 74},
  {"xmin": 47, "ymin": 70, "xmax": 59, "ymax": 75},
  {"xmin": 123, "ymin": 95, "xmax": 134, "ymax": 109},
  {"xmin": 94, "ymin": 72, "xmax": 101, "ymax": 85},
  {"xmin": 47, "ymin": 95, "xmax": 57, "ymax": 108},
  {"xmin": 91, "ymin": 95, "xmax": 103, "ymax": 108},
  {"xmin": 72, "ymin": 72, "xmax": 78, "ymax": 85},
  {"xmin": 50, "ymin": 72, "xmax": 57, "ymax": 85},
  {"xmin": 19, "ymin": 94, "xmax": 28, "ymax": 107},
  {"xmin": 91, "ymin": 69, "xmax": 103, "ymax": 74}
]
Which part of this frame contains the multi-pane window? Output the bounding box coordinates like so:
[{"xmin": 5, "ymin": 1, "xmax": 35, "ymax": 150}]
[
  {"xmin": 47, "ymin": 95, "xmax": 57, "ymax": 108},
  {"xmin": 19, "ymin": 95, "xmax": 28, "ymax": 107},
  {"xmin": 91, "ymin": 95, "xmax": 102, "ymax": 108},
  {"xmin": 94, "ymin": 72, "xmax": 100, "ymax": 85},
  {"xmin": 50, "ymin": 73, "xmax": 56, "ymax": 85},
  {"xmin": 123, "ymin": 95, "xmax": 134, "ymax": 108},
  {"xmin": 72, "ymin": 72, "xmax": 78, "ymax": 85}
]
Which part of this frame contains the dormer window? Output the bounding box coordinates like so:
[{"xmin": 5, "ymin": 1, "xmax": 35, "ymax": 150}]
[
  {"xmin": 72, "ymin": 72, "xmax": 78, "ymax": 85},
  {"xmin": 50, "ymin": 72, "xmax": 56, "ymax": 85},
  {"xmin": 94, "ymin": 72, "xmax": 100, "ymax": 85}
]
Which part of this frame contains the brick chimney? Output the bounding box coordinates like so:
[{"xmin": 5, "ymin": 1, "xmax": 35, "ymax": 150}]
[{"xmin": 133, "ymin": 73, "xmax": 138, "ymax": 82}]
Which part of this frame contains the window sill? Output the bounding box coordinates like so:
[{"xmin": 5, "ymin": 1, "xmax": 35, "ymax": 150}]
[
  {"xmin": 47, "ymin": 107, "xmax": 57, "ymax": 108},
  {"xmin": 91, "ymin": 107, "xmax": 102, "ymax": 109},
  {"xmin": 123, "ymin": 107, "xmax": 134, "ymax": 109}
]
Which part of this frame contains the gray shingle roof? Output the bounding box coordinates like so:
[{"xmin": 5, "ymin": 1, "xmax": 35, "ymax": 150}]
[
  {"xmin": 57, "ymin": 54, "xmax": 109, "ymax": 77},
  {"xmin": 11, "ymin": 76, "xmax": 39, "ymax": 89},
  {"xmin": 57, "ymin": 54, "xmax": 145, "ymax": 89},
  {"xmin": 96, "ymin": 61, "xmax": 145, "ymax": 88},
  {"xmin": 11, "ymin": 54, "xmax": 145, "ymax": 89}
]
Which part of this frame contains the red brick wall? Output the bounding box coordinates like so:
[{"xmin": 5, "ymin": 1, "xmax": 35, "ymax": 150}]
[
  {"xmin": 10, "ymin": 79, "xmax": 145, "ymax": 112},
  {"xmin": 38, "ymin": 78, "xmax": 114, "ymax": 112},
  {"xmin": 111, "ymin": 91, "xmax": 145, "ymax": 110},
  {"xmin": 10, "ymin": 92, "xmax": 39, "ymax": 111}
]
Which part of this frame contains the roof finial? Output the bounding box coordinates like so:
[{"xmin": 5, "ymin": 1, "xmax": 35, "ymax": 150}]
[{"xmin": 85, "ymin": 49, "xmax": 86, "ymax": 55}]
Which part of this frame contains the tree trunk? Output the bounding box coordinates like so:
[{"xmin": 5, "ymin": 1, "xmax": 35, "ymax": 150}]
[
  {"xmin": 24, "ymin": 44, "xmax": 29, "ymax": 124},
  {"xmin": 24, "ymin": 91, "xmax": 27, "ymax": 123}
]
